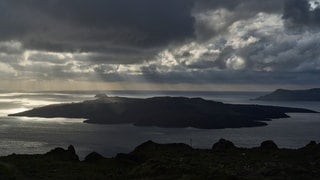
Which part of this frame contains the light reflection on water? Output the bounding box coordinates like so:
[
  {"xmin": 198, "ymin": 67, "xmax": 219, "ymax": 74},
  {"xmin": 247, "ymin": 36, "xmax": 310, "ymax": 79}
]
[
  {"xmin": 17, "ymin": 117, "xmax": 85, "ymax": 123},
  {"xmin": 0, "ymin": 91, "xmax": 319, "ymax": 158},
  {"xmin": 0, "ymin": 108, "xmax": 30, "ymax": 116}
]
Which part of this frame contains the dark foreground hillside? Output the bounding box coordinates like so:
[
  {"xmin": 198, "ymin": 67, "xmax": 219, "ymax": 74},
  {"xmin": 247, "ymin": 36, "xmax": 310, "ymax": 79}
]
[{"xmin": 1, "ymin": 139, "xmax": 320, "ymax": 179}]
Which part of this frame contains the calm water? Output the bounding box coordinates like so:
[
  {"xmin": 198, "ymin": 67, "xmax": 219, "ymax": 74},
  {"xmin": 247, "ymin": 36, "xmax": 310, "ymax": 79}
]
[{"xmin": 0, "ymin": 91, "xmax": 319, "ymax": 158}]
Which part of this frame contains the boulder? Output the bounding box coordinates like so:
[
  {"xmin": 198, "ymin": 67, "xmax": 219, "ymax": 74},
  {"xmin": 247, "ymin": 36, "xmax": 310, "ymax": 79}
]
[
  {"xmin": 95, "ymin": 93, "xmax": 108, "ymax": 99},
  {"xmin": 305, "ymin": 141, "xmax": 317, "ymax": 147},
  {"xmin": 212, "ymin": 139, "xmax": 236, "ymax": 151},
  {"xmin": 68, "ymin": 145, "xmax": 76, "ymax": 154},
  {"xmin": 84, "ymin": 152, "xmax": 104, "ymax": 162},
  {"xmin": 300, "ymin": 141, "xmax": 319, "ymax": 151},
  {"xmin": 260, "ymin": 140, "xmax": 278, "ymax": 150},
  {"xmin": 45, "ymin": 145, "xmax": 79, "ymax": 161}
]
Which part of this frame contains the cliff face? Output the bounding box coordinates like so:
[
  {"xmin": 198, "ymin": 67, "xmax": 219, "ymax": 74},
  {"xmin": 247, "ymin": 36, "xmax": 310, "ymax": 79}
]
[
  {"xmin": 1, "ymin": 140, "xmax": 320, "ymax": 179},
  {"xmin": 10, "ymin": 96, "xmax": 317, "ymax": 129},
  {"xmin": 256, "ymin": 88, "xmax": 320, "ymax": 101}
]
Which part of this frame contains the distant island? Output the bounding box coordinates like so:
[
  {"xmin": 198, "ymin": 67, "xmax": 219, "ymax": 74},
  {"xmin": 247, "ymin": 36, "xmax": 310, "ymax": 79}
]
[
  {"xmin": 1, "ymin": 139, "xmax": 320, "ymax": 179},
  {"xmin": 9, "ymin": 95, "xmax": 317, "ymax": 129},
  {"xmin": 255, "ymin": 88, "xmax": 320, "ymax": 101}
]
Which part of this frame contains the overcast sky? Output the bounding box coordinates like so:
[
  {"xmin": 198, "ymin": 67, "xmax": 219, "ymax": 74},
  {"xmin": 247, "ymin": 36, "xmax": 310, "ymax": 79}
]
[{"xmin": 0, "ymin": 0, "xmax": 320, "ymax": 91}]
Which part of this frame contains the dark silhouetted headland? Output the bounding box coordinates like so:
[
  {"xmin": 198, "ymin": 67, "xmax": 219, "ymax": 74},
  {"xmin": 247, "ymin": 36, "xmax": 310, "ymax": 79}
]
[
  {"xmin": 9, "ymin": 95, "xmax": 316, "ymax": 129},
  {"xmin": 255, "ymin": 88, "xmax": 320, "ymax": 101},
  {"xmin": 1, "ymin": 139, "xmax": 320, "ymax": 179}
]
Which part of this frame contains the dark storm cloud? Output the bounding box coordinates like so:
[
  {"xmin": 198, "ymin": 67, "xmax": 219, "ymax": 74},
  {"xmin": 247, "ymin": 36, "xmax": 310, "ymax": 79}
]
[
  {"xmin": 195, "ymin": 0, "xmax": 285, "ymax": 13},
  {"xmin": 195, "ymin": 0, "xmax": 241, "ymax": 11},
  {"xmin": 1, "ymin": 0, "xmax": 320, "ymax": 88},
  {"xmin": 193, "ymin": 0, "xmax": 286, "ymax": 41},
  {"xmin": 0, "ymin": 0, "xmax": 195, "ymax": 53},
  {"xmin": 0, "ymin": 0, "xmax": 288, "ymax": 53},
  {"xmin": 0, "ymin": 0, "xmax": 289, "ymax": 54},
  {"xmin": 283, "ymin": 0, "xmax": 320, "ymax": 28},
  {"xmin": 96, "ymin": 68, "xmax": 320, "ymax": 86}
]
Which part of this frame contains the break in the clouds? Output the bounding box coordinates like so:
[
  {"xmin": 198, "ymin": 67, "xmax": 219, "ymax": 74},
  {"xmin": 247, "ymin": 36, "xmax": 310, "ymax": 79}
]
[{"xmin": 0, "ymin": 0, "xmax": 320, "ymax": 90}]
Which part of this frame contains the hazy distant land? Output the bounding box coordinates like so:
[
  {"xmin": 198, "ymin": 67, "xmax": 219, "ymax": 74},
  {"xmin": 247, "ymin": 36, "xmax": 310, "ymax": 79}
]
[
  {"xmin": 1, "ymin": 139, "xmax": 320, "ymax": 179},
  {"xmin": 10, "ymin": 95, "xmax": 317, "ymax": 129},
  {"xmin": 256, "ymin": 88, "xmax": 320, "ymax": 101}
]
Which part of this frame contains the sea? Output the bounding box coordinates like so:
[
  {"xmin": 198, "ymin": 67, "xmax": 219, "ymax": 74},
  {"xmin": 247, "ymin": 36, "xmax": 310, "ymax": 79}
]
[{"xmin": 0, "ymin": 90, "xmax": 319, "ymax": 158}]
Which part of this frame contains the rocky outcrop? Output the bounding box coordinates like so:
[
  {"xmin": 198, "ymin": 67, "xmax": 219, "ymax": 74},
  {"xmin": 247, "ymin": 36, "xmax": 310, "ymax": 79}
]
[
  {"xmin": 94, "ymin": 93, "xmax": 108, "ymax": 99},
  {"xmin": 44, "ymin": 145, "xmax": 79, "ymax": 161},
  {"xmin": 1, "ymin": 140, "xmax": 320, "ymax": 179},
  {"xmin": 300, "ymin": 141, "xmax": 320, "ymax": 151},
  {"xmin": 260, "ymin": 140, "xmax": 279, "ymax": 150},
  {"xmin": 212, "ymin": 138, "xmax": 236, "ymax": 151},
  {"xmin": 84, "ymin": 152, "xmax": 104, "ymax": 162}
]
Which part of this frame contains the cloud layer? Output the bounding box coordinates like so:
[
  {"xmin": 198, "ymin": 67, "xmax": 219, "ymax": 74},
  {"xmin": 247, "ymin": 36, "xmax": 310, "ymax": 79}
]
[{"xmin": 0, "ymin": 0, "xmax": 320, "ymax": 90}]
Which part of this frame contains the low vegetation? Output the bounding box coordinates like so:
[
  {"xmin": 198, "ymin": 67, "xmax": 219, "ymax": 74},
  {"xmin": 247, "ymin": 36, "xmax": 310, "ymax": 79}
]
[{"xmin": 1, "ymin": 139, "xmax": 320, "ymax": 179}]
